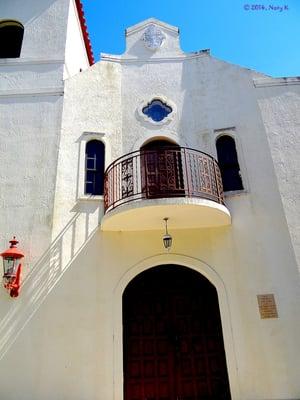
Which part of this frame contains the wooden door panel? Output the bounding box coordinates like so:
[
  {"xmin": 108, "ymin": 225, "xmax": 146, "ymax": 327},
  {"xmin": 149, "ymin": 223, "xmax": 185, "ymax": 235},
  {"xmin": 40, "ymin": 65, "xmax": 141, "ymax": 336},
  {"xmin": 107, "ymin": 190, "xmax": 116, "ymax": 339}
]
[
  {"xmin": 123, "ymin": 266, "xmax": 231, "ymax": 400},
  {"xmin": 141, "ymin": 149, "xmax": 185, "ymax": 198}
]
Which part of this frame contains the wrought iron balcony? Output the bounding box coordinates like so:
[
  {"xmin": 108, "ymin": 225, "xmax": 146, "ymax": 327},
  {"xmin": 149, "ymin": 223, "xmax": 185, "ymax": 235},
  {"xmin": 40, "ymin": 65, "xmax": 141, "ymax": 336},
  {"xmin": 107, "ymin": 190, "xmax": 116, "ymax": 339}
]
[{"xmin": 102, "ymin": 147, "xmax": 231, "ymax": 231}]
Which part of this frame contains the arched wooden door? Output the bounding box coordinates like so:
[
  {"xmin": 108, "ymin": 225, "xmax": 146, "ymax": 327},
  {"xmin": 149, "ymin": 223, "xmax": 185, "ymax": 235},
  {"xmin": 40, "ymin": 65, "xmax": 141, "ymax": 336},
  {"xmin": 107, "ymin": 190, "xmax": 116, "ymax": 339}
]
[
  {"xmin": 123, "ymin": 265, "xmax": 231, "ymax": 400},
  {"xmin": 140, "ymin": 140, "xmax": 184, "ymax": 198}
]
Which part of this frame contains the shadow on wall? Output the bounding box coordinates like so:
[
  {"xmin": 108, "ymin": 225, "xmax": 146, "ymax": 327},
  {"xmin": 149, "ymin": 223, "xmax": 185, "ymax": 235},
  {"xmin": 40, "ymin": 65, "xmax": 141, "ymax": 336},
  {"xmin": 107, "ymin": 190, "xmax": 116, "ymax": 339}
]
[
  {"xmin": 0, "ymin": 0, "xmax": 65, "ymax": 25},
  {"xmin": 0, "ymin": 206, "xmax": 100, "ymax": 361}
]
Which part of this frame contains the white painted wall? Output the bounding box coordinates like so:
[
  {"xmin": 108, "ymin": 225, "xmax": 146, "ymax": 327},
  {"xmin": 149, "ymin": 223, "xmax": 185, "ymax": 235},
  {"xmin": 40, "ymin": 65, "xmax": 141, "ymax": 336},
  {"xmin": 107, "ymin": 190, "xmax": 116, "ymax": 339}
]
[
  {"xmin": 52, "ymin": 60, "xmax": 122, "ymax": 236},
  {"xmin": 64, "ymin": 0, "xmax": 90, "ymax": 78},
  {"xmin": 0, "ymin": 224, "xmax": 299, "ymax": 399},
  {"xmin": 0, "ymin": 17, "xmax": 299, "ymax": 400},
  {"xmin": 0, "ymin": 93, "xmax": 64, "ymax": 266},
  {"xmin": 255, "ymin": 81, "xmax": 300, "ymax": 272}
]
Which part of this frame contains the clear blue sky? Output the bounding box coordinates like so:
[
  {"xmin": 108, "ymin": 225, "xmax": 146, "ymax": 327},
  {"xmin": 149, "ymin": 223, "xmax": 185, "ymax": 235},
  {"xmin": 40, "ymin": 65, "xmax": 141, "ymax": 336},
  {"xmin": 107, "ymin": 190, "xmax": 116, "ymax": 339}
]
[{"xmin": 81, "ymin": 0, "xmax": 300, "ymax": 77}]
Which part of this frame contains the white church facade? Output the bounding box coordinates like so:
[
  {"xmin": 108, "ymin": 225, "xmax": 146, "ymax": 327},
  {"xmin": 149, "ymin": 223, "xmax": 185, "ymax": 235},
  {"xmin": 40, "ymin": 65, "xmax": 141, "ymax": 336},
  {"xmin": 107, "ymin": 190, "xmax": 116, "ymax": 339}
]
[{"xmin": 0, "ymin": 1, "xmax": 300, "ymax": 399}]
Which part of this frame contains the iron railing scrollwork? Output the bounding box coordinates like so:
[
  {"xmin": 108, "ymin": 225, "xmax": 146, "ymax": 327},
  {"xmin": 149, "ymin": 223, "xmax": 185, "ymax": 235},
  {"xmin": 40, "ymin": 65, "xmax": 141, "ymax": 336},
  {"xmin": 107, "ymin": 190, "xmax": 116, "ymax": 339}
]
[{"xmin": 104, "ymin": 147, "xmax": 225, "ymax": 212}]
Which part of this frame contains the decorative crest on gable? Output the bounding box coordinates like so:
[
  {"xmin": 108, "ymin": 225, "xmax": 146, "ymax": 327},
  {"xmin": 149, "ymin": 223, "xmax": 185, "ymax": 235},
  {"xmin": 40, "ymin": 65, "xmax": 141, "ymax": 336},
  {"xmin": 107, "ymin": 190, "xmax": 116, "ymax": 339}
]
[{"xmin": 142, "ymin": 24, "xmax": 166, "ymax": 50}]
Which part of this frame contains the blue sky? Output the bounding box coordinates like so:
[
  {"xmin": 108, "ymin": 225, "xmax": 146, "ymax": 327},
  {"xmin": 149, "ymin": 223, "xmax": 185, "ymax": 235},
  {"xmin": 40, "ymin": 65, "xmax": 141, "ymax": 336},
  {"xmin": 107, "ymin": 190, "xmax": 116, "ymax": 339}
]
[{"xmin": 81, "ymin": 0, "xmax": 300, "ymax": 77}]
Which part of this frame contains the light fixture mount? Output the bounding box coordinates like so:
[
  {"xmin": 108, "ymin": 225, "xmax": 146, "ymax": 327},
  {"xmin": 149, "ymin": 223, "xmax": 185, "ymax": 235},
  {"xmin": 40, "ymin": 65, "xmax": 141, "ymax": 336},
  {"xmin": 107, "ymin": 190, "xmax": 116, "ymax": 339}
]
[{"xmin": 163, "ymin": 217, "xmax": 172, "ymax": 251}]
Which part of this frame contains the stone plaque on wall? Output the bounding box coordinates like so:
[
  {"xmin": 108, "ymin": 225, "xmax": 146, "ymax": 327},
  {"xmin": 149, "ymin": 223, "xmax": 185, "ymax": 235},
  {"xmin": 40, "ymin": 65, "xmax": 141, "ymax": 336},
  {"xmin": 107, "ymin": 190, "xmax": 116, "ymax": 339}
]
[{"xmin": 257, "ymin": 294, "xmax": 278, "ymax": 319}]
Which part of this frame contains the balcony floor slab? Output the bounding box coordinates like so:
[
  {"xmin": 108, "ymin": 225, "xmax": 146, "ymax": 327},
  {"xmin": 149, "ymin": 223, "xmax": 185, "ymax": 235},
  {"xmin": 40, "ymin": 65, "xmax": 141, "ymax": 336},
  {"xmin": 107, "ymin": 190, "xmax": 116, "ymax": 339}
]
[{"xmin": 101, "ymin": 197, "xmax": 231, "ymax": 231}]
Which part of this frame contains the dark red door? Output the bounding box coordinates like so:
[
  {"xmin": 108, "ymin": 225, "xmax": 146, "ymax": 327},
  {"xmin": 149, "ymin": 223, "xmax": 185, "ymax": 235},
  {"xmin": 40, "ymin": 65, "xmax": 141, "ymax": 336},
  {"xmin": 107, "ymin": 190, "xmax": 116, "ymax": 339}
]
[
  {"xmin": 140, "ymin": 140, "xmax": 184, "ymax": 198},
  {"xmin": 123, "ymin": 266, "xmax": 231, "ymax": 400}
]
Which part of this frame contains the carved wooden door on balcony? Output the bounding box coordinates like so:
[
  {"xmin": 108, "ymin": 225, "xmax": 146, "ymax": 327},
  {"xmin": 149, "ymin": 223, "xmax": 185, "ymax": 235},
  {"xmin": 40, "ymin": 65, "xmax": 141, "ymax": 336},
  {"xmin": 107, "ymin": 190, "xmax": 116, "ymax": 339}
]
[
  {"xmin": 140, "ymin": 140, "xmax": 184, "ymax": 198},
  {"xmin": 123, "ymin": 266, "xmax": 231, "ymax": 400}
]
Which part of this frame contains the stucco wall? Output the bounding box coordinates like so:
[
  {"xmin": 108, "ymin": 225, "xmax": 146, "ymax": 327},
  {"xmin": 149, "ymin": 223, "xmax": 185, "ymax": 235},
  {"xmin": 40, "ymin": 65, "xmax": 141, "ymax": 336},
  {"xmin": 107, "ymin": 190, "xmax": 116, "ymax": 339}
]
[
  {"xmin": 52, "ymin": 60, "xmax": 122, "ymax": 237},
  {"xmin": 0, "ymin": 93, "xmax": 64, "ymax": 265},
  {"xmin": 256, "ymin": 82, "xmax": 300, "ymax": 273},
  {"xmin": 0, "ymin": 224, "xmax": 299, "ymax": 399}
]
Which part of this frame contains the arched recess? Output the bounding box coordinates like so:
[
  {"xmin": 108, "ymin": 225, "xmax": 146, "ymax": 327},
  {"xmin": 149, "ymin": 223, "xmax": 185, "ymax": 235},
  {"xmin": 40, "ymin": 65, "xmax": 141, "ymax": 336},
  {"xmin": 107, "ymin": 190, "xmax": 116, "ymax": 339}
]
[
  {"xmin": 113, "ymin": 254, "xmax": 240, "ymax": 400},
  {"xmin": 0, "ymin": 20, "xmax": 24, "ymax": 58}
]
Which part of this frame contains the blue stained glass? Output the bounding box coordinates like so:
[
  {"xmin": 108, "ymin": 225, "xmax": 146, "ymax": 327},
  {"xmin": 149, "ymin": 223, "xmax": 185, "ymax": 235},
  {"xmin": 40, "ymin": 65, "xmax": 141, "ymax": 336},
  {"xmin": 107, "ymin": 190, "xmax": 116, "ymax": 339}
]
[{"xmin": 142, "ymin": 99, "xmax": 172, "ymax": 122}]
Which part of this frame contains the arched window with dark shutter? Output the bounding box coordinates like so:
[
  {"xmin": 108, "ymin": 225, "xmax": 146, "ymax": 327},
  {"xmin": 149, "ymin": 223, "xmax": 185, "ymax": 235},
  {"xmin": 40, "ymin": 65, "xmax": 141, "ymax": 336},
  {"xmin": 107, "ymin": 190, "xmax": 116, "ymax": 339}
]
[
  {"xmin": 0, "ymin": 20, "xmax": 24, "ymax": 58},
  {"xmin": 85, "ymin": 140, "xmax": 105, "ymax": 195},
  {"xmin": 216, "ymin": 135, "xmax": 243, "ymax": 192}
]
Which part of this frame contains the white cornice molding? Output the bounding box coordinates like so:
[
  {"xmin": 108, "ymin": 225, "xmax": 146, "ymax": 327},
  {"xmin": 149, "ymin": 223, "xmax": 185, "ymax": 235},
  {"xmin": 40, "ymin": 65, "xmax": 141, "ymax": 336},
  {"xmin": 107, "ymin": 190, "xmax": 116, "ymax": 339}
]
[
  {"xmin": 0, "ymin": 87, "xmax": 64, "ymax": 98},
  {"xmin": 254, "ymin": 77, "xmax": 300, "ymax": 88},
  {"xmin": 0, "ymin": 58, "xmax": 64, "ymax": 66},
  {"xmin": 101, "ymin": 50, "xmax": 210, "ymax": 64},
  {"xmin": 82, "ymin": 131, "xmax": 106, "ymax": 138}
]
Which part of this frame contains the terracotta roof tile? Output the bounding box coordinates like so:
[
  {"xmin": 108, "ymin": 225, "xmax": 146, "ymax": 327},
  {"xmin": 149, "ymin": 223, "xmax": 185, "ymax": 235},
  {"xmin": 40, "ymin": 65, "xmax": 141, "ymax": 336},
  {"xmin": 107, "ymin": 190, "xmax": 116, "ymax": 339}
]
[{"xmin": 75, "ymin": 0, "xmax": 94, "ymax": 65}]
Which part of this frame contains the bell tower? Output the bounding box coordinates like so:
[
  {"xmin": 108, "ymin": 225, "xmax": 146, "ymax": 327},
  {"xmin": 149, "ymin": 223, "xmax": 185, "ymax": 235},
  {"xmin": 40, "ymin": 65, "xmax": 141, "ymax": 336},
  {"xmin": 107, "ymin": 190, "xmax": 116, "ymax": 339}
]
[
  {"xmin": 0, "ymin": 0, "xmax": 93, "ymax": 264},
  {"xmin": 0, "ymin": 0, "xmax": 71, "ymax": 59},
  {"xmin": 0, "ymin": 0, "xmax": 93, "ymax": 74}
]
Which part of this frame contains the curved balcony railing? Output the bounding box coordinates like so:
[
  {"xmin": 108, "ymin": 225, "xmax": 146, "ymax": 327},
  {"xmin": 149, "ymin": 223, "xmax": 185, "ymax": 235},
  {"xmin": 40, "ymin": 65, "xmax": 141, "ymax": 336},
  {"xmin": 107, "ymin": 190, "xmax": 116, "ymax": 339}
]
[{"xmin": 104, "ymin": 147, "xmax": 225, "ymax": 213}]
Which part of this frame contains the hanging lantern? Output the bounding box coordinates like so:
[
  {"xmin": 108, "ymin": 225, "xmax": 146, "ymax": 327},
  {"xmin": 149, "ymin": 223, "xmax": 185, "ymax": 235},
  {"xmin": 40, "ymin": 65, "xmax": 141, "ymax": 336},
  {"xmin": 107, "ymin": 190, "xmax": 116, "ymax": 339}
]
[
  {"xmin": 0, "ymin": 237, "xmax": 24, "ymax": 297},
  {"xmin": 163, "ymin": 218, "xmax": 172, "ymax": 251}
]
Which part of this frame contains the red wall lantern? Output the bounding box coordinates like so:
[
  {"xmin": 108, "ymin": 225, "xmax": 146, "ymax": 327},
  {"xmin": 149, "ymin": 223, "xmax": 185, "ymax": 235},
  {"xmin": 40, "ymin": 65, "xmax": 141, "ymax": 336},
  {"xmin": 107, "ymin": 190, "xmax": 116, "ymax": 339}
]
[{"xmin": 0, "ymin": 237, "xmax": 24, "ymax": 297}]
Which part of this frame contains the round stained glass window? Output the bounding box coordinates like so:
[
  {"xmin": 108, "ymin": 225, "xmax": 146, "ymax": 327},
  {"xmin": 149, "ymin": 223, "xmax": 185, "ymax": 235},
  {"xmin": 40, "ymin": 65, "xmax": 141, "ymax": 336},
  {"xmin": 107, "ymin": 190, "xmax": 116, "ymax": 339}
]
[{"xmin": 142, "ymin": 99, "xmax": 172, "ymax": 122}]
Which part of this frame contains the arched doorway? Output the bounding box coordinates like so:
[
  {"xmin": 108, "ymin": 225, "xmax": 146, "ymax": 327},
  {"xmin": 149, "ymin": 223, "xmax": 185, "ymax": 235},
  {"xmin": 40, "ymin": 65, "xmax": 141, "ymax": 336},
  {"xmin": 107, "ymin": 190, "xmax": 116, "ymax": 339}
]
[
  {"xmin": 140, "ymin": 139, "xmax": 184, "ymax": 198},
  {"xmin": 123, "ymin": 265, "xmax": 231, "ymax": 400}
]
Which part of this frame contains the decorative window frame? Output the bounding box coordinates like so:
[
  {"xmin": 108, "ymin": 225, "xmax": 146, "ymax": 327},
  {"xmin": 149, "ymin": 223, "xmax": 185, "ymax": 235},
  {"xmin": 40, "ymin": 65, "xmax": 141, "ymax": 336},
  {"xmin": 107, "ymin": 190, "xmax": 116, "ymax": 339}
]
[
  {"xmin": 77, "ymin": 132, "xmax": 111, "ymax": 201},
  {"xmin": 213, "ymin": 127, "xmax": 249, "ymax": 196},
  {"xmin": 137, "ymin": 95, "xmax": 177, "ymax": 126}
]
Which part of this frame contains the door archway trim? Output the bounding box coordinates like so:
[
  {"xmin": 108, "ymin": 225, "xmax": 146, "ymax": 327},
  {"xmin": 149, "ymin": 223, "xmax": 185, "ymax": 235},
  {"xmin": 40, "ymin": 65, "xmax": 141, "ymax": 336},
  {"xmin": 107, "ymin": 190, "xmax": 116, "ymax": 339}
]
[{"xmin": 113, "ymin": 253, "xmax": 241, "ymax": 400}]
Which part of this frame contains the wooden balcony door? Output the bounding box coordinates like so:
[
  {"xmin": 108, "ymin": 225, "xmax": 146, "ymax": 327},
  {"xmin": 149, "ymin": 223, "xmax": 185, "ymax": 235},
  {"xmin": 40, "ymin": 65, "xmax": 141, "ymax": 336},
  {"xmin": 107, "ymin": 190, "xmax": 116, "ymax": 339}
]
[
  {"xmin": 140, "ymin": 140, "xmax": 184, "ymax": 198},
  {"xmin": 123, "ymin": 266, "xmax": 231, "ymax": 400}
]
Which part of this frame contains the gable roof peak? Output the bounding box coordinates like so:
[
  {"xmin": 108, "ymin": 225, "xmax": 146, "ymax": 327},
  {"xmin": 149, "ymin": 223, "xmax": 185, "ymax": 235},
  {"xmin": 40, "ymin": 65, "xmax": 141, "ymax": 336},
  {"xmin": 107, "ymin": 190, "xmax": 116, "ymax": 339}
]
[{"xmin": 126, "ymin": 18, "xmax": 179, "ymax": 36}]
